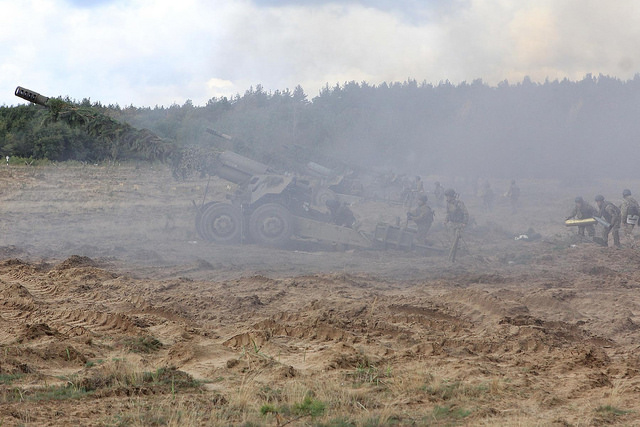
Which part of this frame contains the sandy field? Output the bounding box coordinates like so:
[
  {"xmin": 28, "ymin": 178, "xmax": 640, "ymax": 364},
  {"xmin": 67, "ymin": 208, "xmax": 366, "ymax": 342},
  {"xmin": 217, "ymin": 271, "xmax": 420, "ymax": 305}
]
[{"xmin": 0, "ymin": 163, "xmax": 639, "ymax": 426}]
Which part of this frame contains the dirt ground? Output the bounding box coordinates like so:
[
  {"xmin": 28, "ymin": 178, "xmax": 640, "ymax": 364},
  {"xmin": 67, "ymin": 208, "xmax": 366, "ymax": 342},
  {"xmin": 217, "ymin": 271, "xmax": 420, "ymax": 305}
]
[{"xmin": 0, "ymin": 163, "xmax": 639, "ymax": 426}]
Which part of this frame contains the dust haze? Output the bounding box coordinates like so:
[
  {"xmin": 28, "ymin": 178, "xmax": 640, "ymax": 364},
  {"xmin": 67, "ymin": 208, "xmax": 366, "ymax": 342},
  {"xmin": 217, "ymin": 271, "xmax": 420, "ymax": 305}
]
[
  {"xmin": 3, "ymin": 2, "xmax": 640, "ymax": 423},
  {"xmin": 1, "ymin": 151, "xmax": 640, "ymax": 424},
  {"xmin": 4, "ymin": 1, "xmax": 640, "ymax": 107}
]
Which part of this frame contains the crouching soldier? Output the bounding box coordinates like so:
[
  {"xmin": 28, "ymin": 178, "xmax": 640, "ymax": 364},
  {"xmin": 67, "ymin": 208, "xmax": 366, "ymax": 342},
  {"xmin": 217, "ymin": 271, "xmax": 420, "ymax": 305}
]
[
  {"xmin": 566, "ymin": 196, "xmax": 596, "ymax": 237},
  {"xmin": 407, "ymin": 194, "xmax": 434, "ymax": 244},
  {"xmin": 326, "ymin": 199, "xmax": 356, "ymax": 229}
]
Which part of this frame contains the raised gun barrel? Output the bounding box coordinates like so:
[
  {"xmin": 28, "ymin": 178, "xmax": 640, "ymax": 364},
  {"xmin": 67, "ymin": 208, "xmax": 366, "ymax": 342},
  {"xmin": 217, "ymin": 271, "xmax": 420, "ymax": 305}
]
[
  {"xmin": 214, "ymin": 151, "xmax": 272, "ymax": 185},
  {"xmin": 206, "ymin": 128, "xmax": 233, "ymax": 141},
  {"xmin": 15, "ymin": 86, "xmax": 50, "ymax": 107}
]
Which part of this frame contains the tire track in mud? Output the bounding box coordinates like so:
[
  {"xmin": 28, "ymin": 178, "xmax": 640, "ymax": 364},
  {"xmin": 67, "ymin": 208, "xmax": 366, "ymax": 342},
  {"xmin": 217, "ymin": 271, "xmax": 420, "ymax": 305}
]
[
  {"xmin": 0, "ymin": 257, "xmax": 197, "ymax": 347},
  {"xmin": 212, "ymin": 272, "xmax": 621, "ymax": 387}
]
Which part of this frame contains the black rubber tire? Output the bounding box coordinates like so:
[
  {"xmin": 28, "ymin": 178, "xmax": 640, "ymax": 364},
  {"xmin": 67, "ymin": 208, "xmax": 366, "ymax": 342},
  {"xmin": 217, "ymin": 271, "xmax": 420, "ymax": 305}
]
[
  {"xmin": 199, "ymin": 203, "xmax": 242, "ymax": 243},
  {"xmin": 248, "ymin": 203, "xmax": 293, "ymax": 247},
  {"xmin": 195, "ymin": 202, "xmax": 219, "ymax": 240}
]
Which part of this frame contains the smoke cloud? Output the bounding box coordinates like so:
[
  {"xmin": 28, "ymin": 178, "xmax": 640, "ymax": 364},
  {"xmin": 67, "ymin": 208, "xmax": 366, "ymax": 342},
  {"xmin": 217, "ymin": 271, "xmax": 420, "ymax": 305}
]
[{"xmin": 1, "ymin": 0, "xmax": 639, "ymax": 107}]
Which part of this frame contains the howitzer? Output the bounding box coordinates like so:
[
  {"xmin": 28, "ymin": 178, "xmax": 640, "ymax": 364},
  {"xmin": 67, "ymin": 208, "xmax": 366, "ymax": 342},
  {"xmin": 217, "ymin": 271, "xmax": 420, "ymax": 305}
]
[{"xmin": 14, "ymin": 85, "xmax": 175, "ymax": 162}]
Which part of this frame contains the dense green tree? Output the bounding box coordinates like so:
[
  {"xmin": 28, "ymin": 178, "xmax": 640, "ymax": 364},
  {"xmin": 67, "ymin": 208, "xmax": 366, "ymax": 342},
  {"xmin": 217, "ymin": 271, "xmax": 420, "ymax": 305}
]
[{"xmin": 3, "ymin": 75, "xmax": 640, "ymax": 179}]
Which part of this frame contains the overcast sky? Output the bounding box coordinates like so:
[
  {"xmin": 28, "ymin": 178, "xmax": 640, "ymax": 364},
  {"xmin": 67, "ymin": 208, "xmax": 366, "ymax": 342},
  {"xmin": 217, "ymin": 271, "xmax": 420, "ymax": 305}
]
[{"xmin": 2, "ymin": 0, "xmax": 639, "ymax": 107}]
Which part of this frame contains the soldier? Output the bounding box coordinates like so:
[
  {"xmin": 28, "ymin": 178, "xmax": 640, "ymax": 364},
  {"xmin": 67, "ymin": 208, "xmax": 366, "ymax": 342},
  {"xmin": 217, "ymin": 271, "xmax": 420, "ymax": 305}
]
[
  {"xmin": 326, "ymin": 199, "xmax": 356, "ymax": 229},
  {"xmin": 433, "ymin": 181, "xmax": 445, "ymax": 207},
  {"xmin": 413, "ymin": 175, "xmax": 425, "ymax": 194},
  {"xmin": 404, "ymin": 175, "xmax": 424, "ymax": 207},
  {"xmin": 620, "ymin": 189, "xmax": 640, "ymax": 238},
  {"xmin": 407, "ymin": 194, "xmax": 434, "ymax": 244},
  {"xmin": 566, "ymin": 196, "xmax": 596, "ymax": 237},
  {"xmin": 444, "ymin": 189, "xmax": 469, "ymax": 262},
  {"xmin": 479, "ymin": 180, "xmax": 495, "ymax": 211},
  {"xmin": 595, "ymin": 195, "xmax": 621, "ymax": 248},
  {"xmin": 506, "ymin": 180, "xmax": 520, "ymax": 214},
  {"xmin": 445, "ymin": 188, "xmax": 469, "ymax": 227}
]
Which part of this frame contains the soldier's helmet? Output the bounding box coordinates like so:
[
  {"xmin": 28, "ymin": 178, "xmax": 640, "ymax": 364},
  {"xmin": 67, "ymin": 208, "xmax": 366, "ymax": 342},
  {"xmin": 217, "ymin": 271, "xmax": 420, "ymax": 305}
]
[
  {"xmin": 444, "ymin": 188, "xmax": 456, "ymax": 198},
  {"xmin": 419, "ymin": 194, "xmax": 428, "ymax": 202},
  {"xmin": 574, "ymin": 196, "xmax": 584, "ymax": 203},
  {"xmin": 595, "ymin": 195, "xmax": 605, "ymax": 202},
  {"xmin": 623, "ymin": 189, "xmax": 632, "ymax": 197}
]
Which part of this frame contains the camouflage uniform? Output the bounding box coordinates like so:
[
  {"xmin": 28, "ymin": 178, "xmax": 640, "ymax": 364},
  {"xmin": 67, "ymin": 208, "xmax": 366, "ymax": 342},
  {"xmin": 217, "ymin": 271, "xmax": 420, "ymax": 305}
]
[
  {"xmin": 404, "ymin": 176, "xmax": 424, "ymax": 207},
  {"xmin": 444, "ymin": 190, "xmax": 468, "ymax": 263},
  {"xmin": 598, "ymin": 200, "xmax": 621, "ymax": 247},
  {"xmin": 479, "ymin": 181, "xmax": 494, "ymax": 211},
  {"xmin": 620, "ymin": 195, "xmax": 640, "ymax": 235},
  {"xmin": 446, "ymin": 198, "xmax": 469, "ymax": 228},
  {"xmin": 407, "ymin": 200, "xmax": 434, "ymax": 243},
  {"xmin": 506, "ymin": 181, "xmax": 520, "ymax": 214},
  {"xmin": 566, "ymin": 200, "xmax": 597, "ymax": 237}
]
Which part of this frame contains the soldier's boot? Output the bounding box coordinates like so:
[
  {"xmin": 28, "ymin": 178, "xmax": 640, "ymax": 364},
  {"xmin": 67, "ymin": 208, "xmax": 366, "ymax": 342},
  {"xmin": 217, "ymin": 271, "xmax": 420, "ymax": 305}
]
[{"xmin": 613, "ymin": 230, "xmax": 621, "ymax": 248}]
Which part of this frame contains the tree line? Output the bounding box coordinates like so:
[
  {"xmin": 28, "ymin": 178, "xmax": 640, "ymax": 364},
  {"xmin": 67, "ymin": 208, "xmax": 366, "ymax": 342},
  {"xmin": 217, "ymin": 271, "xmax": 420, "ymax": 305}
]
[{"xmin": 1, "ymin": 74, "xmax": 639, "ymax": 180}]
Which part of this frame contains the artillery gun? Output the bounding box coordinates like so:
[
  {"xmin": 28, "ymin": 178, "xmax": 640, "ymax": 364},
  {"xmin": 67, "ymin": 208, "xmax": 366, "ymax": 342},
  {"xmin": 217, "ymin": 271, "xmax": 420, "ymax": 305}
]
[
  {"xmin": 15, "ymin": 86, "xmax": 174, "ymax": 162},
  {"xmin": 195, "ymin": 150, "xmax": 373, "ymax": 247},
  {"xmin": 199, "ymin": 131, "xmax": 441, "ymax": 250},
  {"xmin": 195, "ymin": 150, "xmax": 448, "ymax": 252}
]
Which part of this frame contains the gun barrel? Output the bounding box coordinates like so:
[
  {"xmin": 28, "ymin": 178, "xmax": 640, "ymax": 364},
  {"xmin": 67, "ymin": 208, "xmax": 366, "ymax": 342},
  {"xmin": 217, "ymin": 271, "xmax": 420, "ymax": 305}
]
[
  {"xmin": 15, "ymin": 86, "xmax": 50, "ymax": 106},
  {"xmin": 206, "ymin": 128, "xmax": 233, "ymax": 141}
]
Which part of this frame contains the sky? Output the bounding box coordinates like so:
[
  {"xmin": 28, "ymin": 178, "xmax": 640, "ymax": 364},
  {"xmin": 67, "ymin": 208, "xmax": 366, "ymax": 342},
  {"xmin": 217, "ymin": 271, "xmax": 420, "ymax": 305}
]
[{"xmin": 2, "ymin": 0, "xmax": 639, "ymax": 107}]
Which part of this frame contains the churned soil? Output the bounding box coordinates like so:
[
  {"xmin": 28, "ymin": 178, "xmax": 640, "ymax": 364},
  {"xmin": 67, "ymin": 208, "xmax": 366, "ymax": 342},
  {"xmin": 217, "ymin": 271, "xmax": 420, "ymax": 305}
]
[{"xmin": 0, "ymin": 163, "xmax": 638, "ymax": 426}]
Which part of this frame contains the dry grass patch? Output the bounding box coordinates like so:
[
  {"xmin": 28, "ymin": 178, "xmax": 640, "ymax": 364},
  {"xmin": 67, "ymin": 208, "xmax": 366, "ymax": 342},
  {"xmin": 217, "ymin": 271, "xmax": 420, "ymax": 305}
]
[{"xmin": 0, "ymin": 358, "xmax": 202, "ymax": 405}]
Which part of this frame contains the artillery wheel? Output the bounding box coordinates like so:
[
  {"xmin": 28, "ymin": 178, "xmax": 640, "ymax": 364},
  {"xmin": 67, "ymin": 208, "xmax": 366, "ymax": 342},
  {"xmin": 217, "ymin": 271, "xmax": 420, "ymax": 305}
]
[
  {"xmin": 249, "ymin": 203, "xmax": 293, "ymax": 247},
  {"xmin": 314, "ymin": 188, "xmax": 336, "ymax": 207},
  {"xmin": 195, "ymin": 202, "xmax": 220, "ymax": 240},
  {"xmin": 199, "ymin": 203, "xmax": 242, "ymax": 243}
]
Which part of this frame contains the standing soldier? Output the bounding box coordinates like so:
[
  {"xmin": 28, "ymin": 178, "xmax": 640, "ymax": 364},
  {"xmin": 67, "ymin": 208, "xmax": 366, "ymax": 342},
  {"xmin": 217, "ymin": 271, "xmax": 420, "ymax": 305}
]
[
  {"xmin": 620, "ymin": 189, "xmax": 640, "ymax": 240},
  {"xmin": 402, "ymin": 175, "xmax": 424, "ymax": 208},
  {"xmin": 506, "ymin": 180, "xmax": 520, "ymax": 214},
  {"xmin": 566, "ymin": 196, "xmax": 597, "ymax": 237},
  {"xmin": 595, "ymin": 195, "xmax": 621, "ymax": 248},
  {"xmin": 433, "ymin": 181, "xmax": 445, "ymax": 207},
  {"xmin": 444, "ymin": 188, "xmax": 469, "ymax": 262},
  {"xmin": 407, "ymin": 194, "xmax": 434, "ymax": 244},
  {"xmin": 479, "ymin": 180, "xmax": 495, "ymax": 211},
  {"xmin": 414, "ymin": 175, "xmax": 425, "ymax": 195}
]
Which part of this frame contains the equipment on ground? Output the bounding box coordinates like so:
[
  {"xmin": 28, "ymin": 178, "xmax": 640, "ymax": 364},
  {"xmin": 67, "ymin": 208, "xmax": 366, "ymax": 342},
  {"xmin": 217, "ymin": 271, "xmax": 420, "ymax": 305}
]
[{"xmin": 448, "ymin": 227, "xmax": 463, "ymax": 262}]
